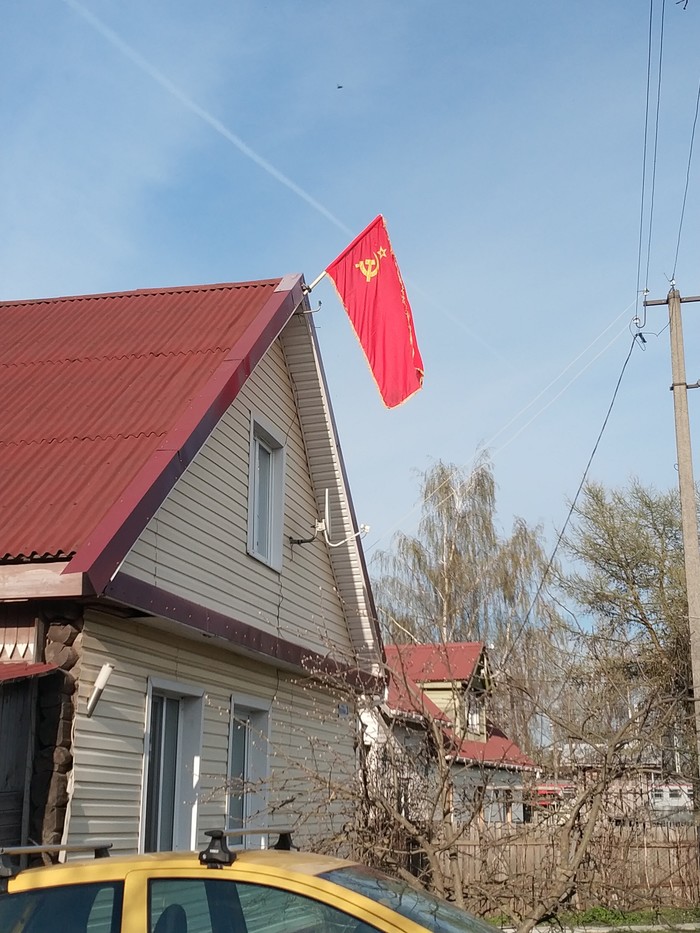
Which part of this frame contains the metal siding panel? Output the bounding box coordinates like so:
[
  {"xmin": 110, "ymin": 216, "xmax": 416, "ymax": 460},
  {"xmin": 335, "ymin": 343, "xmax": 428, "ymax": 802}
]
[
  {"xmin": 69, "ymin": 615, "xmax": 352, "ymax": 852},
  {"xmin": 120, "ymin": 340, "xmax": 354, "ymax": 662}
]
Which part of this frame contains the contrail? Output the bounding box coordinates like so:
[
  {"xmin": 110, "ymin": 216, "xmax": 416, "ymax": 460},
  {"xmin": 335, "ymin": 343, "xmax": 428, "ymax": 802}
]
[{"xmin": 62, "ymin": 0, "xmax": 353, "ymax": 236}]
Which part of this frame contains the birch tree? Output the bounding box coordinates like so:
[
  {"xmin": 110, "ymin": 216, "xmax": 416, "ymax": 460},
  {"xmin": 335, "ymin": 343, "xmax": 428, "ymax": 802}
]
[{"xmin": 372, "ymin": 455, "xmax": 568, "ymax": 755}]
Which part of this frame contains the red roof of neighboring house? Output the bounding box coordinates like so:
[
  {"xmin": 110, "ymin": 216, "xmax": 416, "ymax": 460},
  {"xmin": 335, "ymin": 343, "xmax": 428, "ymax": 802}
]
[
  {"xmin": 0, "ymin": 277, "xmax": 304, "ymax": 592},
  {"xmin": 384, "ymin": 642, "xmax": 484, "ymax": 683},
  {"xmin": 384, "ymin": 642, "xmax": 533, "ymax": 770},
  {"xmin": 385, "ymin": 666, "xmax": 449, "ymax": 722},
  {"xmin": 453, "ymin": 725, "xmax": 534, "ymax": 769},
  {"xmin": 0, "ymin": 661, "xmax": 59, "ymax": 684}
]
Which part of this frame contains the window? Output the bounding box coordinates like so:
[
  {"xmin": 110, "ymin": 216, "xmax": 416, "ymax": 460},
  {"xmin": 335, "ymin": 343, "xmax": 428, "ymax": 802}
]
[
  {"xmin": 149, "ymin": 878, "xmax": 379, "ymax": 933},
  {"xmin": 247, "ymin": 414, "xmax": 285, "ymax": 570},
  {"xmin": 0, "ymin": 882, "xmax": 123, "ymax": 933},
  {"xmin": 143, "ymin": 679, "xmax": 204, "ymax": 853},
  {"xmin": 321, "ymin": 866, "xmax": 496, "ymax": 933},
  {"xmin": 228, "ymin": 694, "xmax": 271, "ymax": 848},
  {"xmin": 465, "ymin": 696, "xmax": 483, "ymax": 735}
]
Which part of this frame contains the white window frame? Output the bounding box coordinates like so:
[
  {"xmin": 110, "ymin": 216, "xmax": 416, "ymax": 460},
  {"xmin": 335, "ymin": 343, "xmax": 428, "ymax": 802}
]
[
  {"xmin": 247, "ymin": 412, "xmax": 285, "ymax": 572},
  {"xmin": 140, "ymin": 677, "xmax": 204, "ymax": 853},
  {"xmin": 227, "ymin": 692, "xmax": 271, "ymax": 849}
]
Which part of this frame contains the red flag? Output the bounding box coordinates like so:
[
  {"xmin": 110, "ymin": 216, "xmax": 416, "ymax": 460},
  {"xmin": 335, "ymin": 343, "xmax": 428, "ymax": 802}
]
[{"xmin": 325, "ymin": 215, "xmax": 424, "ymax": 408}]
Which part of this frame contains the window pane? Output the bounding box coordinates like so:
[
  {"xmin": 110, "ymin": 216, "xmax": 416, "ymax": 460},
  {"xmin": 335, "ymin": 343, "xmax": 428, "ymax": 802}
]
[
  {"xmin": 145, "ymin": 694, "xmax": 164, "ymax": 852},
  {"xmin": 255, "ymin": 441, "xmax": 272, "ymax": 557},
  {"xmin": 321, "ymin": 866, "xmax": 495, "ymax": 933},
  {"xmin": 0, "ymin": 883, "xmax": 123, "ymax": 933},
  {"xmin": 228, "ymin": 711, "xmax": 249, "ymax": 844},
  {"xmin": 238, "ymin": 881, "xmax": 375, "ymax": 933},
  {"xmin": 159, "ymin": 697, "xmax": 180, "ymax": 849},
  {"xmin": 145, "ymin": 693, "xmax": 180, "ymax": 853},
  {"xmin": 150, "ymin": 879, "xmax": 377, "ymax": 933},
  {"xmin": 150, "ymin": 879, "xmax": 213, "ymax": 933}
]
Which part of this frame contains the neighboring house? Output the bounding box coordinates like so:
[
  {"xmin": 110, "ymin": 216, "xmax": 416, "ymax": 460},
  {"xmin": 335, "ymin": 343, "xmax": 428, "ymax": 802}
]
[
  {"xmin": 0, "ymin": 276, "xmax": 383, "ymax": 854},
  {"xmin": 649, "ymin": 780, "xmax": 693, "ymax": 821},
  {"xmin": 535, "ymin": 740, "xmax": 695, "ymax": 824},
  {"xmin": 361, "ymin": 642, "xmax": 533, "ymax": 825}
]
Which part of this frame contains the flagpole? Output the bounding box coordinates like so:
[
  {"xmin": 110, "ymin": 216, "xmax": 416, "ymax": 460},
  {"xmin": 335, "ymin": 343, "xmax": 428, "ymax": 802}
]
[{"xmin": 304, "ymin": 270, "xmax": 327, "ymax": 293}]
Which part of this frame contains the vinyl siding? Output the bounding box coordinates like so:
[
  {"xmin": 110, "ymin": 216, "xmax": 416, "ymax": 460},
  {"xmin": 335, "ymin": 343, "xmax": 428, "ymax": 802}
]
[
  {"xmin": 120, "ymin": 338, "xmax": 354, "ymax": 664},
  {"xmin": 66, "ymin": 613, "xmax": 356, "ymax": 855}
]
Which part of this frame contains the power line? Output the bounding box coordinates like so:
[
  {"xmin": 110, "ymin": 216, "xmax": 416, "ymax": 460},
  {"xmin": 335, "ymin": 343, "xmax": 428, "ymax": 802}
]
[
  {"xmin": 366, "ymin": 300, "xmax": 636, "ymax": 552},
  {"xmin": 500, "ymin": 334, "xmax": 641, "ymax": 667},
  {"xmin": 643, "ymin": 0, "xmax": 666, "ymax": 293},
  {"xmin": 635, "ymin": 0, "xmax": 666, "ymax": 327},
  {"xmin": 672, "ymin": 74, "xmax": 700, "ymax": 279}
]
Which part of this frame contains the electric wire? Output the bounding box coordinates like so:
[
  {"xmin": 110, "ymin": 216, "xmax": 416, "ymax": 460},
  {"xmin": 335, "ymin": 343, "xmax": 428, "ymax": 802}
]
[
  {"xmin": 499, "ymin": 334, "xmax": 641, "ymax": 668},
  {"xmin": 365, "ymin": 301, "xmax": 636, "ymax": 553},
  {"xmin": 61, "ymin": 0, "xmax": 674, "ymax": 625},
  {"xmin": 643, "ymin": 0, "xmax": 666, "ymax": 294},
  {"xmin": 671, "ymin": 73, "xmax": 700, "ymax": 279},
  {"xmin": 635, "ymin": 0, "xmax": 667, "ymax": 328},
  {"xmin": 635, "ymin": 0, "xmax": 657, "ymax": 326}
]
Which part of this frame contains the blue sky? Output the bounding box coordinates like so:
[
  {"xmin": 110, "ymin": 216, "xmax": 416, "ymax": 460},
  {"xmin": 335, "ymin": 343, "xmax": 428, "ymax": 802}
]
[{"xmin": 4, "ymin": 1, "xmax": 700, "ymax": 564}]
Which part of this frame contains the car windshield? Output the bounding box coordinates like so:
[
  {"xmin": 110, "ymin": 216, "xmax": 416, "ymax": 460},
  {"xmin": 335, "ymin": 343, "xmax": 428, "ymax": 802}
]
[{"xmin": 319, "ymin": 867, "xmax": 494, "ymax": 933}]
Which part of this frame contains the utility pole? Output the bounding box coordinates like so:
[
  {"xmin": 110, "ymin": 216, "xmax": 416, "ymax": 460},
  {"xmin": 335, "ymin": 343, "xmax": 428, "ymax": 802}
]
[{"xmin": 645, "ymin": 287, "xmax": 700, "ymax": 792}]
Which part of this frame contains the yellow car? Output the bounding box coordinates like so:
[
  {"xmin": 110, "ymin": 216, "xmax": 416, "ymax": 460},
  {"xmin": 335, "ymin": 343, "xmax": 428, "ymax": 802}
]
[{"xmin": 0, "ymin": 830, "xmax": 494, "ymax": 933}]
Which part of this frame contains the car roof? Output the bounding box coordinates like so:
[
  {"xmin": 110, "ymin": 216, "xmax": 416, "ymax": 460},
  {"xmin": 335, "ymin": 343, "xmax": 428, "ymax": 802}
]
[{"xmin": 6, "ymin": 848, "xmax": 359, "ymax": 893}]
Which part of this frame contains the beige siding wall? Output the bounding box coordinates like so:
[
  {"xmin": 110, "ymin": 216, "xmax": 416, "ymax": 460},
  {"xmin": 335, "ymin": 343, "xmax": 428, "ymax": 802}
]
[
  {"xmin": 66, "ymin": 613, "xmax": 356, "ymax": 855},
  {"xmin": 121, "ymin": 339, "xmax": 353, "ymax": 663}
]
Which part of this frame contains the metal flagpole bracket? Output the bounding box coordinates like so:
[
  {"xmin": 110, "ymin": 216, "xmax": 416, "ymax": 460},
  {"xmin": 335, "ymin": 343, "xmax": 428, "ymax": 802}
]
[{"xmin": 304, "ymin": 270, "xmax": 327, "ymax": 293}]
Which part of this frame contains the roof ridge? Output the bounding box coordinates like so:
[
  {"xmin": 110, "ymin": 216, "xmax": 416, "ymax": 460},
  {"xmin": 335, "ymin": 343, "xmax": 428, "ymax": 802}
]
[{"xmin": 0, "ymin": 279, "xmax": 282, "ymax": 308}]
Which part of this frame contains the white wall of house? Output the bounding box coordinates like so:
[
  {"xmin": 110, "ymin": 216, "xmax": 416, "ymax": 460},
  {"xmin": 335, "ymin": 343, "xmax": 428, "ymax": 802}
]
[
  {"xmin": 120, "ymin": 337, "xmax": 354, "ymax": 665},
  {"xmin": 66, "ymin": 613, "xmax": 357, "ymax": 855}
]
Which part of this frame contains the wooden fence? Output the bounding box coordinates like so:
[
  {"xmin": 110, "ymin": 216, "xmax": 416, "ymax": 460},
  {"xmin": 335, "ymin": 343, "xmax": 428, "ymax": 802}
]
[{"xmin": 447, "ymin": 822, "xmax": 700, "ymax": 917}]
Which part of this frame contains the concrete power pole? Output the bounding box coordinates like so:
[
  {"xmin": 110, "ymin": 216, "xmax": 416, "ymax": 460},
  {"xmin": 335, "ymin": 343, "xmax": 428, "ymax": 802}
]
[{"xmin": 646, "ymin": 287, "xmax": 700, "ymax": 790}]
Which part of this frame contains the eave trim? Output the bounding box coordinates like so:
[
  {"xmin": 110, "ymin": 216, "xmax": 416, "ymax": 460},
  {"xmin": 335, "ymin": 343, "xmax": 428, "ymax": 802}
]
[{"xmin": 104, "ymin": 571, "xmax": 382, "ymax": 691}]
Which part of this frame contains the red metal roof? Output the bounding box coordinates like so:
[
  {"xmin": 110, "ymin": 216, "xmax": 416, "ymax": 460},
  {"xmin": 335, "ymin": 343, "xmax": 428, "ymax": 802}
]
[
  {"xmin": 0, "ymin": 661, "xmax": 58, "ymax": 684},
  {"xmin": 385, "ymin": 667, "xmax": 450, "ymax": 723},
  {"xmin": 453, "ymin": 726, "xmax": 534, "ymax": 769},
  {"xmin": 0, "ymin": 277, "xmax": 303, "ymax": 589},
  {"xmin": 384, "ymin": 642, "xmax": 484, "ymax": 683}
]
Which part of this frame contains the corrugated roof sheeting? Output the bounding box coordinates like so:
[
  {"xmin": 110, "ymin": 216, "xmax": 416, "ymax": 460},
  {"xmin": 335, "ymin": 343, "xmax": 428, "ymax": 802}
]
[
  {"xmin": 0, "ymin": 282, "xmax": 278, "ymax": 365},
  {"xmin": 0, "ymin": 281, "xmax": 280, "ymax": 561},
  {"xmin": 1, "ymin": 436, "xmax": 157, "ymax": 559},
  {"xmin": 385, "ymin": 642, "xmax": 483, "ymax": 683}
]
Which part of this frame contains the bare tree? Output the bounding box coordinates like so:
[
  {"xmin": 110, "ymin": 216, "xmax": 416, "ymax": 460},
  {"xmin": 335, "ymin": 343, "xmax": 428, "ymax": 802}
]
[
  {"xmin": 372, "ymin": 455, "xmax": 568, "ymax": 756},
  {"xmin": 559, "ymin": 479, "xmax": 694, "ymax": 778}
]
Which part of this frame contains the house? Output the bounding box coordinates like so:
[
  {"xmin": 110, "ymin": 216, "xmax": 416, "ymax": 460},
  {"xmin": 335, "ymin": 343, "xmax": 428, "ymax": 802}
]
[
  {"xmin": 0, "ymin": 275, "xmax": 384, "ymax": 854},
  {"xmin": 361, "ymin": 642, "xmax": 532, "ymax": 825}
]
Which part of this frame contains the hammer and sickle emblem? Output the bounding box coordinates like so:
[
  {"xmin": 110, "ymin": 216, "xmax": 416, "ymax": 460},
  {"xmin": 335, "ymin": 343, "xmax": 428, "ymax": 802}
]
[{"xmin": 356, "ymin": 255, "xmax": 380, "ymax": 283}]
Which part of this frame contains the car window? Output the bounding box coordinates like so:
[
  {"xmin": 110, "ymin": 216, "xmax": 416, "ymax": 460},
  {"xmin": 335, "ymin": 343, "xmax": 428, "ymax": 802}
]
[
  {"xmin": 319, "ymin": 868, "xmax": 494, "ymax": 933},
  {"xmin": 150, "ymin": 878, "xmax": 379, "ymax": 933},
  {"xmin": 0, "ymin": 881, "xmax": 123, "ymax": 933}
]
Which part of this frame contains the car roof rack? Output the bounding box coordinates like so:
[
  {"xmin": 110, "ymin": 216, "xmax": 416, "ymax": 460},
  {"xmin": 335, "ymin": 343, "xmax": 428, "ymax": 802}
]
[
  {"xmin": 199, "ymin": 827, "xmax": 295, "ymax": 868},
  {"xmin": 0, "ymin": 842, "xmax": 112, "ymax": 880}
]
